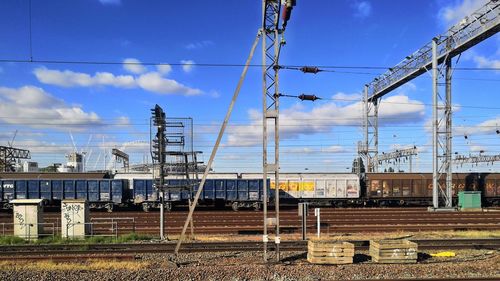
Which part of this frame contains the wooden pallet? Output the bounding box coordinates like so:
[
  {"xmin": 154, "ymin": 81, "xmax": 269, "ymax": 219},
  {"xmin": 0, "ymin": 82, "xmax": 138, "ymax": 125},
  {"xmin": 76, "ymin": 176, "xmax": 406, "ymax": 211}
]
[
  {"xmin": 307, "ymin": 240, "xmax": 354, "ymax": 265},
  {"xmin": 370, "ymin": 240, "xmax": 418, "ymax": 264}
]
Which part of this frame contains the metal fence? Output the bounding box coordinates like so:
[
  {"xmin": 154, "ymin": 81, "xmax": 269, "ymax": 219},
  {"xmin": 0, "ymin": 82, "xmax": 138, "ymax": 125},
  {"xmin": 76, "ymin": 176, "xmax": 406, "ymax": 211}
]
[
  {"xmin": 0, "ymin": 222, "xmax": 55, "ymax": 240},
  {"xmin": 90, "ymin": 217, "xmax": 136, "ymax": 235}
]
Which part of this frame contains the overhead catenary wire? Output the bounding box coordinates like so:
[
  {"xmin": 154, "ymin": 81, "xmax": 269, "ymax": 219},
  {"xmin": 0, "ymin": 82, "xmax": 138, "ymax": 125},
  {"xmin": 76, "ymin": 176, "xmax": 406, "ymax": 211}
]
[{"xmin": 1, "ymin": 58, "xmax": 500, "ymax": 71}]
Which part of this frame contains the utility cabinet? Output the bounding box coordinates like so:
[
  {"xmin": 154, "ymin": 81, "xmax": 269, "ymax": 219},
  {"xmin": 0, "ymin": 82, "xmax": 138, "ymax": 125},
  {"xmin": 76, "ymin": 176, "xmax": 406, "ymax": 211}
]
[
  {"xmin": 458, "ymin": 191, "xmax": 482, "ymax": 210},
  {"xmin": 11, "ymin": 199, "xmax": 44, "ymax": 240},
  {"xmin": 61, "ymin": 199, "xmax": 90, "ymax": 239}
]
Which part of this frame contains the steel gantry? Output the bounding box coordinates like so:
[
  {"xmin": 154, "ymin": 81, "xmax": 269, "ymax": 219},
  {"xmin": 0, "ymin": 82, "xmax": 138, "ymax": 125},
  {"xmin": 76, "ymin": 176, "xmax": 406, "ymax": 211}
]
[
  {"xmin": 0, "ymin": 146, "xmax": 31, "ymax": 172},
  {"xmin": 360, "ymin": 1, "xmax": 499, "ymax": 209}
]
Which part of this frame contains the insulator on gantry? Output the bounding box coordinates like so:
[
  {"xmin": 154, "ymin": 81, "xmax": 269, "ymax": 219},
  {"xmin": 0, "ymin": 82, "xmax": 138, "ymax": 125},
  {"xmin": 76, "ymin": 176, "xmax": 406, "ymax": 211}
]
[
  {"xmin": 300, "ymin": 66, "xmax": 321, "ymax": 74},
  {"xmin": 298, "ymin": 94, "xmax": 320, "ymax": 101}
]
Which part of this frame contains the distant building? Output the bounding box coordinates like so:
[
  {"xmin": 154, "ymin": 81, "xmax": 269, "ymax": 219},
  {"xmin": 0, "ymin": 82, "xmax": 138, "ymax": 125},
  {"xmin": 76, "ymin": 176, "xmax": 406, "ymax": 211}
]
[
  {"xmin": 56, "ymin": 152, "xmax": 84, "ymax": 173},
  {"xmin": 22, "ymin": 161, "xmax": 39, "ymax": 172}
]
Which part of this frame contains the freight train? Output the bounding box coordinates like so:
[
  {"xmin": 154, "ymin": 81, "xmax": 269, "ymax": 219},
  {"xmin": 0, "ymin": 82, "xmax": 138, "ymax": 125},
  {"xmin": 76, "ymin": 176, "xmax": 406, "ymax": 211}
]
[{"xmin": 0, "ymin": 172, "xmax": 499, "ymax": 211}]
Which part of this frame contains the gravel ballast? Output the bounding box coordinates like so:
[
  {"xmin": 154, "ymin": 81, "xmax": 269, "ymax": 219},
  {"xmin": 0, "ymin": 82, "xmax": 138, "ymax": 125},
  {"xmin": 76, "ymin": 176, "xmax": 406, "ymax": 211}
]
[{"xmin": 0, "ymin": 249, "xmax": 498, "ymax": 281}]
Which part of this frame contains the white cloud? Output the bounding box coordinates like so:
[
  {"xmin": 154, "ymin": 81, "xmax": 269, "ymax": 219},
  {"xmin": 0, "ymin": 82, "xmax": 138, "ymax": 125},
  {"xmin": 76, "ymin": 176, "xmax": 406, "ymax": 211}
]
[
  {"xmin": 14, "ymin": 139, "xmax": 73, "ymax": 154},
  {"xmin": 455, "ymin": 116, "xmax": 500, "ymax": 136},
  {"xmin": 123, "ymin": 58, "xmax": 146, "ymax": 74},
  {"xmin": 209, "ymin": 90, "xmax": 221, "ymax": 98},
  {"xmin": 156, "ymin": 64, "xmax": 172, "ymax": 75},
  {"xmin": 0, "ymin": 86, "xmax": 102, "ymax": 130},
  {"xmin": 137, "ymin": 72, "xmax": 202, "ymax": 96},
  {"xmin": 34, "ymin": 66, "xmax": 203, "ymax": 96},
  {"xmin": 181, "ymin": 60, "xmax": 195, "ymax": 73},
  {"xmin": 353, "ymin": 1, "xmax": 372, "ymax": 18},
  {"xmin": 469, "ymin": 145, "xmax": 486, "ymax": 153},
  {"xmin": 284, "ymin": 146, "xmax": 348, "ymax": 154},
  {"xmin": 225, "ymin": 94, "xmax": 425, "ymax": 147},
  {"xmin": 472, "ymin": 55, "xmax": 500, "ymax": 69},
  {"xmin": 439, "ymin": 0, "xmax": 487, "ymax": 26},
  {"xmin": 99, "ymin": 0, "xmax": 121, "ymax": 5},
  {"xmin": 34, "ymin": 67, "xmax": 135, "ymax": 88},
  {"xmin": 185, "ymin": 40, "xmax": 214, "ymax": 50},
  {"xmin": 332, "ymin": 92, "xmax": 361, "ymax": 102}
]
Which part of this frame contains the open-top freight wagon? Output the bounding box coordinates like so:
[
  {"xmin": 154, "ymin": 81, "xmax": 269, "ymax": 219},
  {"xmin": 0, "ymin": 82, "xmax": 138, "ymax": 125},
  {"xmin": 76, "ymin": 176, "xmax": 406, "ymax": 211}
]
[
  {"xmin": 0, "ymin": 172, "xmax": 499, "ymax": 211},
  {"xmin": 0, "ymin": 179, "xmax": 127, "ymax": 212}
]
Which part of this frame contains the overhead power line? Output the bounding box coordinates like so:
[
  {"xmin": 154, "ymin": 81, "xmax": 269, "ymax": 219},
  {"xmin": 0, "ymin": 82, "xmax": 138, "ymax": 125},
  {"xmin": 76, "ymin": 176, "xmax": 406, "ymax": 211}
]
[{"xmin": 0, "ymin": 58, "xmax": 499, "ymax": 71}]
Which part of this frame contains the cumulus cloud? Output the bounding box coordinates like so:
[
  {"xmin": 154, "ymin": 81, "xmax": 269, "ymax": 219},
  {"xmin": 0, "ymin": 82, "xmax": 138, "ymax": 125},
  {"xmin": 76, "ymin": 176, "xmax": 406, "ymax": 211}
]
[
  {"xmin": 137, "ymin": 72, "xmax": 202, "ymax": 96},
  {"xmin": 185, "ymin": 40, "xmax": 214, "ymax": 50},
  {"xmin": 99, "ymin": 0, "xmax": 121, "ymax": 5},
  {"xmin": 156, "ymin": 64, "xmax": 172, "ymax": 75},
  {"xmin": 332, "ymin": 92, "xmax": 362, "ymax": 102},
  {"xmin": 34, "ymin": 65, "xmax": 203, "ymax": 96},
  {"xmin": 455, "ymin": 116, "xmax": 500, "ymax": 136},
  {"xmin": 472, "ymin": 55, "xmax": 500, "ymax": 69},
  {"xmin": 469, "ymin": 145, "xmax": 486, "ymax": 153},
  {"xmin": 13, "ymin": 139, "xmax": 73, "ymax": 154},
  {"xmin": 181, "ymin": 60, "xmax": 195, "ymax": 73},
  {"xmin": 0, "ymin": 86, "xmax": 102, "ymax": 130},
  {"xmin": 123, "ymin": 58, "xmax": 146, "ymax": 74},
  {"xmin": 225, "ymin": 94, "xmax": 425, "ymax": 147},
  {"xmin": 284, "ymin": 146, "xmax": 348, "ymax": 154},
  {"xmin": 34, "ymin": 67, "xmax": 135, "ymax": 88},
  {"xmin": 439, "ymin": 0, "xmax": 487, "ymax": 26},
  {"xmin": 353, "ymin": 1, "xmax": 372, "ymax": 18}
]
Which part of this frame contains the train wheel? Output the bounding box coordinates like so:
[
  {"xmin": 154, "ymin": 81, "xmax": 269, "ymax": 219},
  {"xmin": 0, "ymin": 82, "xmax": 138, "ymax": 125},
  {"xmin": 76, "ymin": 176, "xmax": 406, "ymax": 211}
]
[
  {"xmin": 231, "ymin": 201, "xmax": 239, "ymax": 212},
  {"xmin": 253, "ymin": 202, "xmax": 261, "ymax": 211},
  {"xmin": 165, "ymin": 202, "xmax": 172, "ymax": 212},
  {"xmin": 106, "ymin": 203, "xmax": 114, "ymax": 213},
  {"xmin": 142, "ymin": 203, "xmax": 150, "ymax": 212}
]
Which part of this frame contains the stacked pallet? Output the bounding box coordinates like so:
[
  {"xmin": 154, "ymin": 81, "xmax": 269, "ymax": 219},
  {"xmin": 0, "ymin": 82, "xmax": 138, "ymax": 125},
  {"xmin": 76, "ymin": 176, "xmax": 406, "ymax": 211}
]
[
  {"xmin": 369, "ymin": 239, "xmax": 418, "ymax": 263},
  {"xmin": 307, "ymin": 240, "xmax": 354, "ymax": 264}
]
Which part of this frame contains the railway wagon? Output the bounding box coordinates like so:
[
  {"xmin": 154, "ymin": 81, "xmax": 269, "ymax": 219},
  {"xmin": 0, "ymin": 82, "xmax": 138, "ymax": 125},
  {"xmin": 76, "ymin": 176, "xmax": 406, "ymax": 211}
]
[
  {"xmin": 133, "ymin": 178, "xmax": 268, "ymax": 211},
  {"xmin": 365, "ymin": 173, "xmax": 500, "ymax": 206},
  {"xmin": 241, "ymin": 173, "xmax": 361, "ymax": 206},
  {"xmin": 479, "ymin": 173, "xmax": 500, "ymax": 205},
  {"xmin": 0, "ymin": 179, "xmax": 127, "ymax": 211}
]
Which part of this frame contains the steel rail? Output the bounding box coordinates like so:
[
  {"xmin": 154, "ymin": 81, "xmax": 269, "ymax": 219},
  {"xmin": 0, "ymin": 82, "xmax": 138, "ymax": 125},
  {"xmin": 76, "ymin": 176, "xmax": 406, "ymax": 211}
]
[{"xmin": 0, "ymin": 238, "xmax": 498, "ymax": 255}]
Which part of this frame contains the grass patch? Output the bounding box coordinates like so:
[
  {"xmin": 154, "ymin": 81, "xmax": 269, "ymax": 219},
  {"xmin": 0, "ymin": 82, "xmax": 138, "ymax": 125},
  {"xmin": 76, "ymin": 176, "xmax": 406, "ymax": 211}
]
[
  {"xmin": 0, "ymin": 233, "xmax": 155, "ymax": 245},
  {"xmin": 0, "ymin": 236, "xmax": 26, "ymax": 245},
  {"xmin": 0, "ymin": 260, "xmax": 150, "ymax": 271}
]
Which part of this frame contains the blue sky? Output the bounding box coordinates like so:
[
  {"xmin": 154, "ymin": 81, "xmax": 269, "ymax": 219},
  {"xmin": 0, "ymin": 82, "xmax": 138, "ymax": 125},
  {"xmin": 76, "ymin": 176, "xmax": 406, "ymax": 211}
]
[{"xmin": 0, "ymin": 0, "xmax": 499, "ymax": 173}]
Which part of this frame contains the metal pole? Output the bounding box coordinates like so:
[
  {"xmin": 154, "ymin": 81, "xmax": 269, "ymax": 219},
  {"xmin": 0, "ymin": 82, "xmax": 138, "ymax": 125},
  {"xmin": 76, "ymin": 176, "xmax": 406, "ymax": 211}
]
[
  {"xmin": 175, "ymin": 30, "xmax": 262, "ymax": 255},
  {"xmin": 409, "ymin": 155, "xmax": 413, "ymax": 173},
  {"xmin": 261, "ymin": 0, "xmax": 268, "ymax": 262},
  {"xmin": 315, "ymin": 208, "xmax": 320, "ymax": 238},
  {"xmin": 432, "ymin": 38, "xmax": 439, "ymax": 209},
  {"xmin": 364, "ymin": 85, "xmax": 369, "ymax": 172},
  {"xmin": 159, "ymin": 190, "xmax": 164, "ymax": 239},
  {"xmin": 373, "ymin": 99, "xmax": 379, "ymax": 173},
  {"xmin": 273, "ymin": 21, "xmax": 281, "ymax": 264},
  {"xmin": 445, "ymin": 57, "xmax": 453, "ymax": 208}
]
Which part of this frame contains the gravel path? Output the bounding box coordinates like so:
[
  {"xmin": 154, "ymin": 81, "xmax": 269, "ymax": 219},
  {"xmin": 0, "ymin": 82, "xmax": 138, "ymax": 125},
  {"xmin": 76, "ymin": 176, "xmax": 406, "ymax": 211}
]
[{"xmin": 0, "ymin": 249, "xmax": 498, "ymax": 280}]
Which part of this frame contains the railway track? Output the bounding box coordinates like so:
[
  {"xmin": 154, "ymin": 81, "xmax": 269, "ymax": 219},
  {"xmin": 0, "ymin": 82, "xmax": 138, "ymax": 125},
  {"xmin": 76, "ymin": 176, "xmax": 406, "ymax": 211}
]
[
  {"xmin": 0, "ymin": 238, "xmax": 498, "ymax": 257},
  {"xmin": 1, "ymin": 208, "xmax": 499, "ymax": 234}
]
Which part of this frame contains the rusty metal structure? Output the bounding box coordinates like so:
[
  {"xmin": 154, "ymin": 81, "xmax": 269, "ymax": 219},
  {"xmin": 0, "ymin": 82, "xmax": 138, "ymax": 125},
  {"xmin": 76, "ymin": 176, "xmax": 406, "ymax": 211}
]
[{"xmin": 0, "ymin": 146, "xmax": 31, "ymax": 172}]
